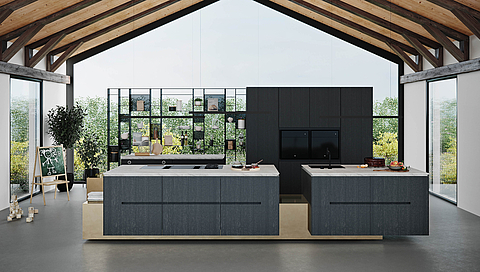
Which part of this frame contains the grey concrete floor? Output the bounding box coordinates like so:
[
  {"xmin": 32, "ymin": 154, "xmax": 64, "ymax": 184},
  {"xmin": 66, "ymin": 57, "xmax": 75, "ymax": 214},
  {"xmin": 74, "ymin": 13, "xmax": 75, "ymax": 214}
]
[{"xmin": 1, "ymin": 185, "xmax": 480, "ymax": 272}]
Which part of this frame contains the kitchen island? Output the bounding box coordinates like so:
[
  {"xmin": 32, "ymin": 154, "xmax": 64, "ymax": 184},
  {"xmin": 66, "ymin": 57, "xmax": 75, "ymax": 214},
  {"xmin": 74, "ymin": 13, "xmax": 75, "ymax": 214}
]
[
  {"xmin": 102, "ymin": 165, "xmax": 279, "ymax": 236},
  {"xmin": 120, "ymin": 154, "xmax": 225, "ymax": 165},
  {"xmin": 302, "ymin": 165, "xmax": 429, "ymax": 236}
]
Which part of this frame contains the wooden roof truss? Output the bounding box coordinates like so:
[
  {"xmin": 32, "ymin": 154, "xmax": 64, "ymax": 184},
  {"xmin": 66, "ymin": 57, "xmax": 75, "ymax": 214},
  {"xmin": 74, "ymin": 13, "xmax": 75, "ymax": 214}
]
[{"xmin": 0, "ymin": 0, "xmax": 479, "ymax": 74}]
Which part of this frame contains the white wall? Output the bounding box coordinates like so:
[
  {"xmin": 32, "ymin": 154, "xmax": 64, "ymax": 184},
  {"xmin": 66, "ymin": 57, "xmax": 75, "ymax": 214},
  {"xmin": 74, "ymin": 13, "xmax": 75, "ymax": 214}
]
[
  {"xmin": 404, "ymin": 34, "xmax": 480, "ymax": 216},
  {"xmin": 403, "ymin": 81, "xmax": 427, "ymax": 172},
  {"xmin": 457, "ymin": 70, "xmax": 480, "ymax": 216},
  {"xmin": 0, "ymin": 73, "xmax": 10, "ymax": 211},
  {"xmin": 0, "ymin": 48, "xmax": 67, "ymax": 211}
]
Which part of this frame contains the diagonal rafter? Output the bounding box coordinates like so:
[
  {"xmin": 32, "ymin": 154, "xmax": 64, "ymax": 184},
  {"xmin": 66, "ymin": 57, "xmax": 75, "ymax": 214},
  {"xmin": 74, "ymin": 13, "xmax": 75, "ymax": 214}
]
[
  {"xmin": 450, "ymin": 9, "xmax": 480, "ymax": 39},
  {"xmin": 320, "ymin": 0, "xmax": 443, "ymax": 67},
  {"xmin": 25, "ymin": 34, "xmax": 66, "ymax": 68},
  {"xmin": 425, "ymin": 0, "xmax": 480, "ymax": 20},
  {"xmin": 425, "ymin": 0, "xmax": 480, "ymax": 40},
  {"xmin": 27, "ymin": 0, "xmax": 147, "ymax": 49},
  {"xmin": 47, "ymin": 41, "xmax": 83, "ymax": 72},
  {"xmin": 402, "ymin": 34, "xmax": 443, "ymax": 68},
  {"xmin": 0, "ymin": 0, "xmax": 102, "ymax": 42},
  {"xmin": 1, "ymin": 23, "xmax": 43, "ymax": 62},
  {"xmin": 0, "ymin": 0, "xmax": 38, "ymax": 24},
  {"xmin": 365, "ymin": 0, "xmax": 469, "ymax": 62},
  {"xmin": 287, "ymin": 0, "xmax": 419, "ymax": 54},
  {"xmin": 49, "ymin": 0, "xmax": 181, "ymax": 56},
  {"xmin": 387, "ymin": 42, "xmax": 423, "ymax": 72}
]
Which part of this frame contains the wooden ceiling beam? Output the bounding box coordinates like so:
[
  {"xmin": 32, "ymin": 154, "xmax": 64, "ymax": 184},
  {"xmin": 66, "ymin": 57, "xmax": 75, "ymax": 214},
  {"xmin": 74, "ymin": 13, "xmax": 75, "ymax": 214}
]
[
  {"xmin": 1, "ymin": 23, "xmax": 43, "ymax": 62},
  {"xmin": 288, "ymin": 0, "xmax": 418, "ymax": 55},
  {"xmin": 426, "ymin": 0, "xmax": 480, "ymax": 20},
  {"xmin": 50, "ymin": 0, "xmax": 181, "ymax": 56},
  {"xmin": 364, "ymin": 0, "xmax": 469, "ymax": 41},
  {"xmin": 27, "ymin": 0, "xmax": 147, "ymax": 49},
  {"xmin": 322, "ymin": 0, "xmax": 441, "ymax": 49},
  {"xmin": 424, "ymin": 24, "xmax": 469, "ymax": 62},
  {"xmin": 387, "ymin": 42, "xmax": 422, "ymax": 72},
  {"xmin": 0, "ymin": 0, "xmax": 38, "ymax": 24},
  {"xmin": 451, "ymin": 8, "xmax": 480, "ymax": 39},
  {"xmin": 25, "ymin": 33, "xmax": 66, "ymax": 68},
  {"xmin": 0, "ymin": 0, "xmax": 102, "ymax": 41},
  {"xmin": 47, "ymin": 41, "xmax": 83, "ymax": 72},
  {"xmin": 402, "ymin": 34, "xmax": 443, "ymax": 68}
]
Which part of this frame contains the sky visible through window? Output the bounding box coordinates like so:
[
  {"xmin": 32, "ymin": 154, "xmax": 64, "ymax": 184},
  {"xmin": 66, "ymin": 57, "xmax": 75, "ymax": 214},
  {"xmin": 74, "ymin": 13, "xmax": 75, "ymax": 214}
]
[{"xmin": 74, "ymin": 0, "xmax": 398, "ymax": 102}]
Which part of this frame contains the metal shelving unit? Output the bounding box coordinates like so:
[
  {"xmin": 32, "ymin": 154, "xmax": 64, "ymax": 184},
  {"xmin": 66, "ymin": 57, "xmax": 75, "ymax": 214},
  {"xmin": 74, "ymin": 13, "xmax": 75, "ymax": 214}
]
[{"xmin": 107, "ymin": 88, "xmax": 247, "ymax": 170}]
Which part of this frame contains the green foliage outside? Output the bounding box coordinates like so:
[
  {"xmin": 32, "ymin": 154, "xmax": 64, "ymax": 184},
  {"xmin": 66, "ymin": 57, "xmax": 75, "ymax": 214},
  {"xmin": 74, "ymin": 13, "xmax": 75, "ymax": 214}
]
[
  {"xmin": 10, "ymin": 141, "xmax": 29, "ymax": 192},
  {"xmin": 441, "ymin": 137, "xmax": 456, "ymax": 184},
  {"xmin": 438, "ymin": 99, "xmax": 457, "ymax": 184},
  {"xmin": 372, "ymin": 97, "xmax": 398, "ymax": 163}
]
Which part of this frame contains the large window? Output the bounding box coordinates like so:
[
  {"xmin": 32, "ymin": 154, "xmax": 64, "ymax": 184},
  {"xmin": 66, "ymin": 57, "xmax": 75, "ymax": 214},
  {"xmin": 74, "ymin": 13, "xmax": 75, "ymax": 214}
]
[
  {"xmin": 10, "ymin": 77, "xmax": 41, "ymax": 200},
  {"xmin": 428, "ymin": 78, "xmax": 457, "ymax": 203}
]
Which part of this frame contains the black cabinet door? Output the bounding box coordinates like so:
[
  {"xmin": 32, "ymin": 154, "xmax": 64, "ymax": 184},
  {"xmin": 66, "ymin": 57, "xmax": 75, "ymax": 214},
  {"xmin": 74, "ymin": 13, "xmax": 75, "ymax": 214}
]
[
  {"xmin": 279, "ymin": 87, "xmax": 309, "ymax": 128},
  {"xmin": 340, "ymin": 87, "xmax": 372, "ymax": 117},
  {"xmin": 340, "ymin": 87, "xmax": 373, "ymax": 164},
  {"xmin": 246, "ymin": 87, "xmax": 279, "ymax": 167},
  {"xmin": 371, "ymin": 176, "xmax": 429, "ymax": 235},
  {"xmin": 309, "ymin": 87, "xmax": 340, "ymax": 127},
  {"xmin": 163, "ymin": 177, "xmax": 220, "ymax": 235},
  {"xmin": 310, "ymin": 177, "xmax": 371, "ymax": 235},
  {"xmin": 221, "ymin": 177, "xmax": 279, "ymax": 235},
  {"xmin": 103, "ymin": 176, "xmax": 163, "ymax": 235}
]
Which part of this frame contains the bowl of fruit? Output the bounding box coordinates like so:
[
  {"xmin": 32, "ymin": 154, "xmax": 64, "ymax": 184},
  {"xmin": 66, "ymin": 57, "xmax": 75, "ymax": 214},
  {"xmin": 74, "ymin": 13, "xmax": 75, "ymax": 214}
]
[{"xmin": 388, "ymin": 161, "xmax": 404, "ymax": 170}]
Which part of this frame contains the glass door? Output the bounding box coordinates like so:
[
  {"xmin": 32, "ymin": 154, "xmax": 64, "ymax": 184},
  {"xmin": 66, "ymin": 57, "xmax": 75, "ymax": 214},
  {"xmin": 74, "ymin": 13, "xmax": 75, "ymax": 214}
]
[
  {"xmin": 428, "ymin": 78, "xmax": 457, "ymax": 203},
  {"xmin": 10, "ymin": 78, "xmax": 41, "ymax": 200}
]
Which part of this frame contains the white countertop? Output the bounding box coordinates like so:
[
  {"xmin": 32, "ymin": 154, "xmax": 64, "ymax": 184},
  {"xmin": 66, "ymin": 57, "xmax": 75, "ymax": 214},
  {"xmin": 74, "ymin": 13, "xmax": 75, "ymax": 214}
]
[
  {"xmin": 121, "ymin": 154, "xmax": 225, "ymax": 160},
  {"xmin": 104, "ymin": 165, "xmax": 279, "ymax": 177},
  {"xmin": 302, "ymin": 165, "xmax": 428, "ymax": 177}
]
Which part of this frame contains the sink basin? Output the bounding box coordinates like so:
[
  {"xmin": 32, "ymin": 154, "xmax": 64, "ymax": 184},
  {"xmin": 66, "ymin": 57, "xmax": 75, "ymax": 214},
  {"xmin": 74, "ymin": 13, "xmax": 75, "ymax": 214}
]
[{"xmin": 309, "ymin": 165, "xmax": 345, "ymax": 169}]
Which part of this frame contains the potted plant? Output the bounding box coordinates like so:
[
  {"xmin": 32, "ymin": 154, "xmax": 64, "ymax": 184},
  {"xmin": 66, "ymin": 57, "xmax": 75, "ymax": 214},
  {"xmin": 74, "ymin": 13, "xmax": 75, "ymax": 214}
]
[
  {"xmin": 47, "ymin": 103, "xmax": 86, "ymax": 191},
  {"xmin": 78, "ymin": 133, "xmax": 102, "ymax": 180},
  {"xmin": 194, "ymin": 97, "xmax": 202, "ymax": 106}
]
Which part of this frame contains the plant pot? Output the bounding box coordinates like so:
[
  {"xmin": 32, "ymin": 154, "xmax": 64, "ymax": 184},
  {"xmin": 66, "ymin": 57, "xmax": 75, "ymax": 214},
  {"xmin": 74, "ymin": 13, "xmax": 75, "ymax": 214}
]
[
  {"xmin": 195, "ymin": 101, "xmax": 202, "ymax": 106},
  {"xmin": 84, "ymin": 168, "xmax": 100, "ymax": 181},
  {"xmin": 57, "ymin": 173, "xmax": 74, "ymax": 192}
]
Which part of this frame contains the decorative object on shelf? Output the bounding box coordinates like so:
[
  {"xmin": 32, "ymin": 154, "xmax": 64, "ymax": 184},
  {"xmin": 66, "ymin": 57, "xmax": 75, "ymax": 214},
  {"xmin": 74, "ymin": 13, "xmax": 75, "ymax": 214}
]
[
  {"xmin": 164, "ymin": 135, "xmax": 173, "ymax": 146},
  {"xmin": 226, "ymin": 139, "xmax": 236, "ymax": 150},
  {"xmin": 132, "ymin": 132, "xmax": 142, "ymax": 146},
  {"xmin": 77, "ymin": 133, "xmax": 102, "ymax": 181},
  {"xmin": 208, "ymin": 98, "xmax": 218, "ymax": 111},
  {"xmin": 196, "ymin": 140, "xmax": 202, "ymax": 150},
  {"xmin": 194, "ymin": 98, "xmax": 202, "ymax": 106},
  {"xmin": 195, "ymin": 126, "xmax": 202, "ymax": 131},
  {"xmin": 137, "ymin": 122, "xmax": 143, "ymax": 129},
  {"xmin": 180, "ymin": 132, "xmax": 185, "ymax": 147},
  {"xmin": 121, "ymin": 133, "xmax": 129, "ymax": 140},
  {"xmin": 176, "ymin": 100, "xmax": 183, "ymax": 111},
  {"xmin": 184, "ymin": 132, "xmax": 188, "ymax": 146},
  {"xmin": 237, "ymin": 118, "xmax": 245, "ymax": 129},
  {"xmin": 238, "ymin": 132, "xmax": 244, "ymax": 147},
  {"xmin": 227, "ymin": 117, "xmax": 234, "ymax": 123},
  {"xmin": 141, "ymin": 136, "xmax": 149, "ymax": 146},
  {"xmin": 169, "ymin": 106, "xmax": 176, "ymax": 111},
  {"xmin": 46, "ymin": 103, "xmax": 86, "ymax": 191},
  {"xmin": 178, "ymin": 125, "xmax": 190, "ymax": 130},
  {"xmin": 152, "ymin": 140, "xmax": 163, "ymax": 155},
  {"xmin": 211, "ymin": 117, "xmax": 219, "ymax": 129},
  {"xmin": 193, "ymin": 131, "xmax": 204, "ymax": 140},
  {"xmin": 7, "ymin": 195, "xmax": 23, "ymax": 222},
  {"xmin": 136, "ymin": 100, "xmax": 145, "ymax": 111},
  {"xmin": 209, "ymin": 135, "xmax": 214, "ymax": 146}
]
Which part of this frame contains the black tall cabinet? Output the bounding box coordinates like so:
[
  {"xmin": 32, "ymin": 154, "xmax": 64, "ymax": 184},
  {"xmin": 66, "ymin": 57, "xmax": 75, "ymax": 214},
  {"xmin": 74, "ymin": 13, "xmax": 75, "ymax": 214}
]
[{"xmin": 247, "ymin": 87, "xmax": 373, "ymax": 194}]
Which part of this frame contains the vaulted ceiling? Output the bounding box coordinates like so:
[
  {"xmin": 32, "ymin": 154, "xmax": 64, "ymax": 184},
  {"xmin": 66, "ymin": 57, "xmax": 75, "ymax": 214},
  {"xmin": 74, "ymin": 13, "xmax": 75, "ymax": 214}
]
[{"xmin": 1, "ymin": 0, "xmax": 479, "ymax": 73}]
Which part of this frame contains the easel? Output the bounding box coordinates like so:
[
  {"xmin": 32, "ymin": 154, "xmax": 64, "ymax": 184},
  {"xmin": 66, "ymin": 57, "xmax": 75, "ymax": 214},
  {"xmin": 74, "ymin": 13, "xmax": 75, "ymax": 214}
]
[{"xmin": 30, "ymin": 145, "xmax": 70, "ymax": 206}]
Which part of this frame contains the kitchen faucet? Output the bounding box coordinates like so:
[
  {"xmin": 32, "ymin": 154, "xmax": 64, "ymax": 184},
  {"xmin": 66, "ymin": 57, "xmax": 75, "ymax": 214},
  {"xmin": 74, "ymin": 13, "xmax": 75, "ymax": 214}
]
[{"xmin": 326, "ymin": 148, "xmax": 332, "ymax": 169}]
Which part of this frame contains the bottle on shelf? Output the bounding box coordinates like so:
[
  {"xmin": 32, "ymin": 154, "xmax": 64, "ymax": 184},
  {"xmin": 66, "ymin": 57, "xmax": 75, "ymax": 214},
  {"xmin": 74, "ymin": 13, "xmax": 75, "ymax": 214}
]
[{"xmin": 180, "ymin": 131, "xmax": 184, "ymax": 146}]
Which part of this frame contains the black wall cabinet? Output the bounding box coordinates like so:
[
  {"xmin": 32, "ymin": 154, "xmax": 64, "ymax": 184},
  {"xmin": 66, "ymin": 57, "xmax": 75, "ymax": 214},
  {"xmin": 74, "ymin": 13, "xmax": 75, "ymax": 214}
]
[{"xmin": 279, "ymin": 87, "xmax": 310, "ymax": 128}]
